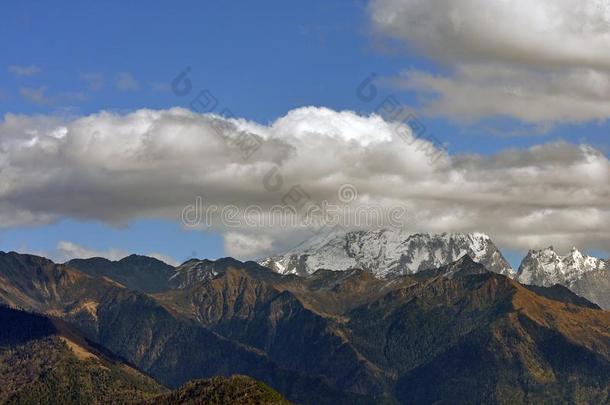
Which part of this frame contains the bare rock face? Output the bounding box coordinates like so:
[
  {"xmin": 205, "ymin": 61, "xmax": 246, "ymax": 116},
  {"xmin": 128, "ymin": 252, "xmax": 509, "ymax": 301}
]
[{"xmin": 259, "ymin": 229, "xmax": 514, "ymax": 278}]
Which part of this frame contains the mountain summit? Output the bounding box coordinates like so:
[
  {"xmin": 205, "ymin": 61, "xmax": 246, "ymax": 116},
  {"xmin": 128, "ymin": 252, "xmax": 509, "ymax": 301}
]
[
  {"xmin": 259, "ymin": 230, "xmax": 514, "ymax": 278},
  {"xmin": 517, "ymin": 246, "xmax": 610, "ymax": 309}
]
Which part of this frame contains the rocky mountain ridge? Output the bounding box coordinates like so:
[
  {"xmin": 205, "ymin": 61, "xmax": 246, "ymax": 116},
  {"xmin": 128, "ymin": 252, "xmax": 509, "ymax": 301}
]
[
  {"xmin": 2, "ymin": 250, "xmax": 608, "ymax": 403},
  {"xmin": 517, "ymin": 246, "xmax": 610, "ymax": 309},
  {"xmin": 8, "ymin": 229, "xmax": 607, "ymax": 310},
  {"xmin": 35, "ymin": 229, "xmax": 610, "ymax": 310},
  {"xmin": 259, "ymin": 230, "xmax": 515, "ymax": 278}
]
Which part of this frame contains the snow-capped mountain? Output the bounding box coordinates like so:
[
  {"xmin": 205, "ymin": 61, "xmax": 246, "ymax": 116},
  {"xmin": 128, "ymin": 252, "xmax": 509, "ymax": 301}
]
[
  {"xmin": 259, "ymin": 229, "xmax": 514, "ymax": 278},
  {"xmin": 517, "ymin": 246, "xmax": 606, "ymax": 286},
  {"xmin": 517, "ymin": 246, "xmax": 609, "ymax": 309}
]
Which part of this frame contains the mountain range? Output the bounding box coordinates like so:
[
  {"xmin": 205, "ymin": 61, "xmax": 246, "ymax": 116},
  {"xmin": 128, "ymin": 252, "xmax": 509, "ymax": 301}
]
[
  {"xmin": 260, "ymin": 229, "xmax": 609, "ymax": 309},
  {"xmin": 0, "ymin": 229, "xmax": 609, "ymax": 404},
  {"xmin": 0, "ymin": 304, "xmax": 289, "ymax": 404},
  {"xmin": 259, "ymin": 230, "xmax": 515, "ymax": 277}
]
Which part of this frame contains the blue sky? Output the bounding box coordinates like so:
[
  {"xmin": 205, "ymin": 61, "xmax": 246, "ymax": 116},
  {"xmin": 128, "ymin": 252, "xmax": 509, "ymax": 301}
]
[{"xmin": 1, "ymin": 1, "xmax": 609, "ymax": 267}]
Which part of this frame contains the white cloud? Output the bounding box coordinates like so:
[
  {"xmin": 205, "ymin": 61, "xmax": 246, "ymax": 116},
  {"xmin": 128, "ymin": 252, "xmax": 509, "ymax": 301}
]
[
  {"xmin": 369, "ymin": 0, "xmax": 610, "ymax": 125},
  {"xmin": 55, "ymin": 241, "xmax": 128, "ymax": 262},
  {"xmin": 396, "ymin": 65, "xmax": 610, "ymax": 124},
  {"xmin": 0, "ymin": 107, "xmax": 608, "ymax": 256},
  {"xmin": 8, "ymin": 65, "xmax": 41, "ymax": 77},
  {"xmin": 115, "ymin": 72, "xmax": 139, "ymax": 91},
  {"xmin": 223, "ymin": 232, "xmax": 275, "ymax": 259},
  {"xmin": 370, "ymin": 0, "xmax": 610, "ymax": 69}
]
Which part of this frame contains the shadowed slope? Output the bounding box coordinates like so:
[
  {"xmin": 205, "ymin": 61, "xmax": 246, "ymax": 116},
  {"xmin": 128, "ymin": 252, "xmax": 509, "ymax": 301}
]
[
  {"xmin": 67, "ymin": 254, "xmax": 174, "ymax": 293},
  {"xmin": 0, "ymin": 306, "xmax": 166, "ymax": 404}
]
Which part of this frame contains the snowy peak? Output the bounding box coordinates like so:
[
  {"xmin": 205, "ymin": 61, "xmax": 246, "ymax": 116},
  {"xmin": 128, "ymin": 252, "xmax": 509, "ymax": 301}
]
[
  {"xmin": 570, "ymin": 246, "xmax": 583, "ymax": 258},
  {"xmin": 517, "ymin": 246, "xmax": 607, "ymax": 287},
  {"xmin": 259, "ymin": 229, "xmax": 514, "ymax": 278}
]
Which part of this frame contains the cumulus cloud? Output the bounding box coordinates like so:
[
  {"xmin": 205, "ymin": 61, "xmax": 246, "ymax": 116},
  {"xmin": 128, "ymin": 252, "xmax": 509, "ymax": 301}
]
[
  {"xmin": 369, "ymin": 0, "xmax": 610, "ymax": 125},
  {"xmin": 0, "ymin": 107, "xmax": 608, "ymax": 256}
]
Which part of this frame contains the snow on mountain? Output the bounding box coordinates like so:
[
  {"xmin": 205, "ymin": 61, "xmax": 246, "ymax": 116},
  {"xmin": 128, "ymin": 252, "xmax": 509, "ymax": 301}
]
[
  {"xmin": 516, "ymin": 246, "xmax": 609, "ymax": 309},
  {"xmin": 517, "ymin": 246, "xmax": 606, "ymax": 286},
  {"xmin": 259, "ymin": 229, "xmax": 514, "ymax": 278}
]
